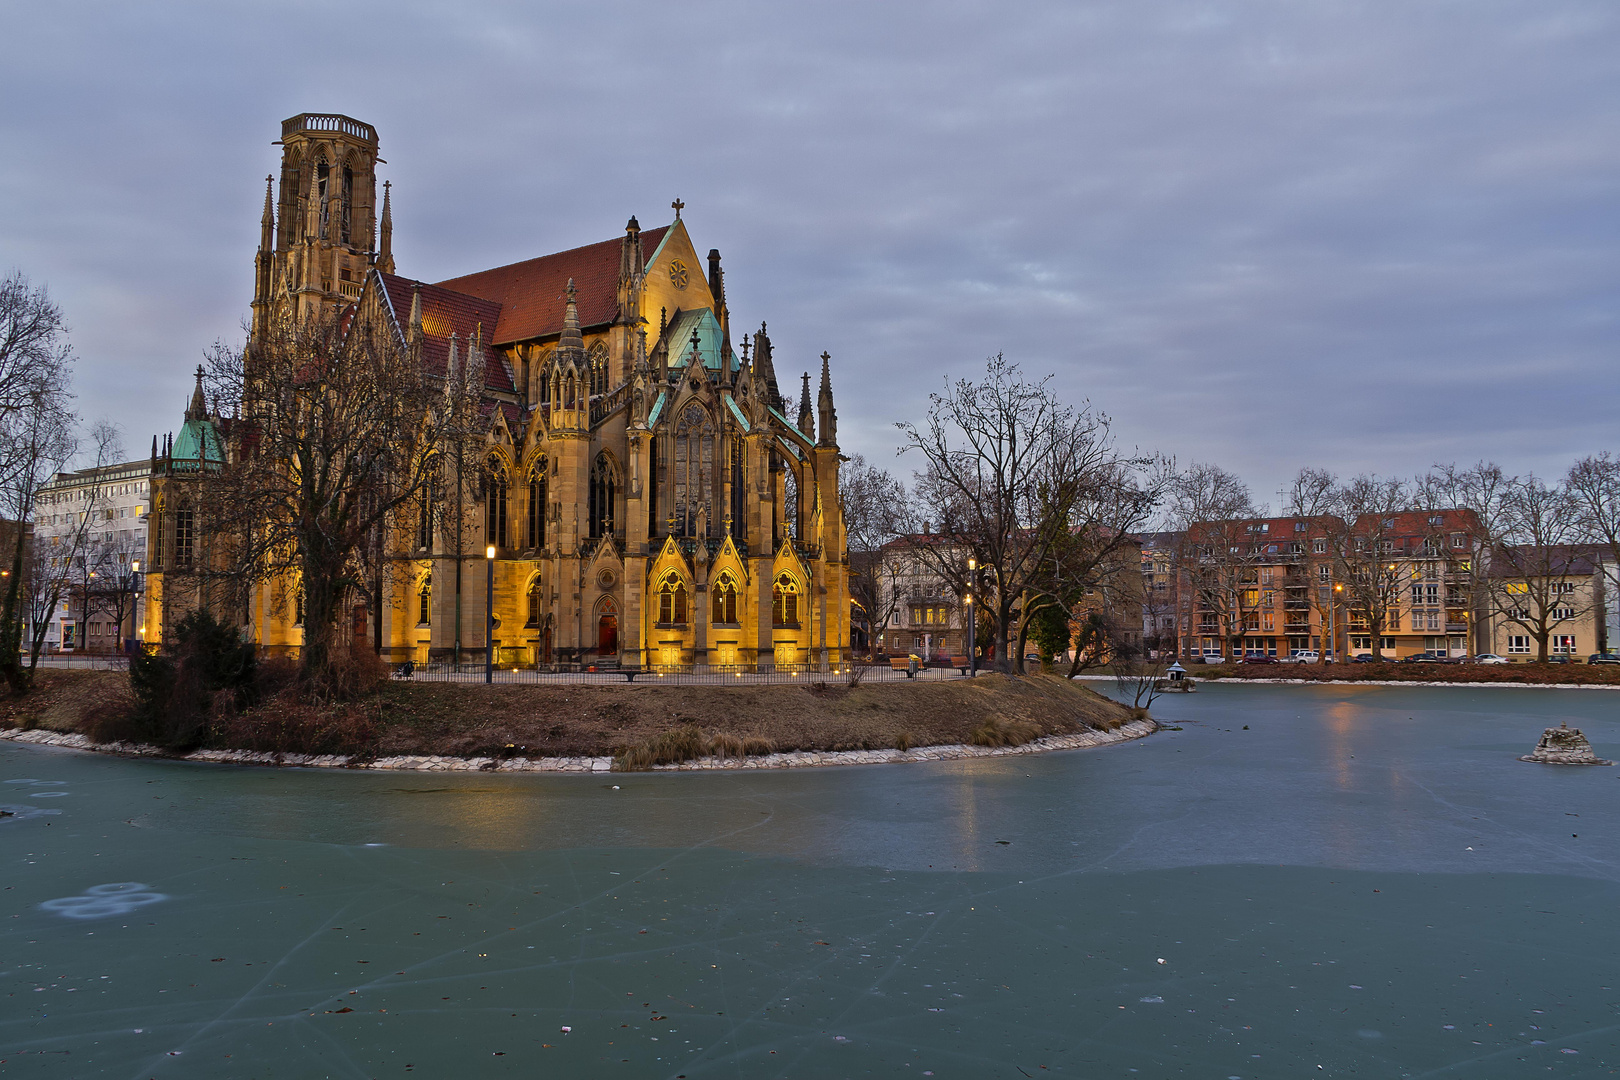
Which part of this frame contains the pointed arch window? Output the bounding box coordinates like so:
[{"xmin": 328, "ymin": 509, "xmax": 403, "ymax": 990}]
[
  {"xmin": 527, "ymin": 458, "xmax": 547, "ymax": 549},
  {"xmin": 588, "ymin": 344, "xmax": 609, "ymax": 397},
  {"xmin": 772, "ymin": 572, "xmax": 800, "ymax": 627},
  {"xmin": 712, "ymin": 571, "xmax": 739, "ymax": 625},
  {"xmin": 417, "ymin": 575, "xmax": 432, "ymax": 626},
  {"xmin": 484, "ymin": 457, "xmax": 508, "ymax": 549},
  {"xmin": 341, "ymin": 164, "xmax": 354, "ymax": 245},
  {"xmin": 780, "ymin": 457, "xmax": 801, "ymax": 541},
  {"xmin": 416, "ymin": 486, "xmax": 434, "ymax": 552},
  {"xmin": 315, "ymin": 156, "xmax": 330, "ymax": 239},
  {"xmin": 525, "ymin": 575, "xmax": 542, "ymax": 627},
  {"xmin": 657, "ymin": 571, "xmax": 689, "ymax": 626},
  {"xmin": 674, "ymin": 404, "xmax": 715, "ymax": 537},
  {"xmin": 151, "ymin": 497, "xmax": 165, "ymax": 569},
  {"xmin": 589, "ymin": 452, "xmax": 618, "ymax": 539}
]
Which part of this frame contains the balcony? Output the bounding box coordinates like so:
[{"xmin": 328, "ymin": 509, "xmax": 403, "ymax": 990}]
[
  {"xmin": 1283, "ymin": 599, "xmax": 1311, "ymax": 610},
  {"xmin": 1445, "ymin": 623, "xmax": 1469, "ymax": 633},
  {"xmin": 1284, "ymin": 623, "xmax": 1312, "ymax": 635}
]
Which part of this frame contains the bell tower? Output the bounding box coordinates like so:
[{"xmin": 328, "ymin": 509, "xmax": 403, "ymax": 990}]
[{"xmin": 252, "ymin": 113, "xmax": 382, "ymax": 338}]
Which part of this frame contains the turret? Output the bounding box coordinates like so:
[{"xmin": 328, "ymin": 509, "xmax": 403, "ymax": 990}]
[
  {"xmin": 185, "ymin": 366, "xmax": 208, "ymax": 422},
  {"xmin": 753, "ymin": 322, "xmax": 782, "ymax": 411}
]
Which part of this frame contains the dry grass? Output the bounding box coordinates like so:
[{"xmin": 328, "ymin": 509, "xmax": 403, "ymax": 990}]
[{"xmin": 9, "ymin": 669, "xmax": 1135, "ymax": 764}]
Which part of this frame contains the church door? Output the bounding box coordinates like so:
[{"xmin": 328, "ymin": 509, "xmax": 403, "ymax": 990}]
[{"xmin": 598, "ymin": 615, "xmax": 619, "ymax": 656}]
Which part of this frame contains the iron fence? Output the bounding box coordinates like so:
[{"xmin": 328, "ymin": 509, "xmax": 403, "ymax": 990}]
[{"xmin": 390, "ymin": 660, "xmax": 963, "ymax": 685}]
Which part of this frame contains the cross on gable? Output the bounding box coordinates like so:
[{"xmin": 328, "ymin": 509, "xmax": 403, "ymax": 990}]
[{"xmin": 671, "ymin": 198, "xmax": 684, "ymax": 219}]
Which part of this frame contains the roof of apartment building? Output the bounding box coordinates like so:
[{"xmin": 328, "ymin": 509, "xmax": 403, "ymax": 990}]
[
  {"xmin": 1350, "ymin": 508, "xmax": 1482, "ymax": 542},
  {"xmin": 1483, "ymin": 542, "xmax": 1607, "ymax": 580},
  {"xmin": 1184, "ymin": 514, "xmax": 1344, "ymax": 546}
]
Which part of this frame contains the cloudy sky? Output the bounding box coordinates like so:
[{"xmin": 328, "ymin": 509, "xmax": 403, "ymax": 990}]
[{"xmin": 3, "ymin": 1, "xmax": 1615, "ymax": 507}]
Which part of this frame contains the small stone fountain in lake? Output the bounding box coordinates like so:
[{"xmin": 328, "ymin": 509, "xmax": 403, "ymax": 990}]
[{"xmin": 1520, "ymin": 721, "xmax": 1612, "ymax": 765}]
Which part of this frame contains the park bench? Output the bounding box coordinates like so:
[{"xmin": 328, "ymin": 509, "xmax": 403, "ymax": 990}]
[
  {"xmin": 950, "ymin": 655, "xmax": 971, "ymax": 675},
  {"xmin": 888, "ymin": 657, "xmax": 919, "ymax": 678}
]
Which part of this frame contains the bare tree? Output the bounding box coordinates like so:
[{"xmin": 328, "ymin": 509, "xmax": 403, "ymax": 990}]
[
  {"xmin": 839, "ymin": 454, "xmax": 906, "ymax": 659},
  {"xmin": 199, "ymin": 307, "xmax": 482, "ymax": 685},
  {"xmin": 0, "ymin": 273, "xmax": 82, "ymax": 690},
  {"xmin": 1330, "ymin": 474, "xmax": 1412, "ymax": 662},
  {"xmin": 1480, "ymin": 475, "xmax": 1592, "ymax": 662},
  {"xmin": 898, "ymin": 355, "xmax": 1162, "ymax": 674},
  {"xmin": 1168, "ymin": 462, "xmax": 1263, "ymax": 660},
  {"xmin": 1566, "ymin": 452, "xmax": 1620, "ymax": 567}
]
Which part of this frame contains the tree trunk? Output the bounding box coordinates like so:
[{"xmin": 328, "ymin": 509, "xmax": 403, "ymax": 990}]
[{"xmin": 0, "ymin": 530, "xmax": 26, "ymax": 692}]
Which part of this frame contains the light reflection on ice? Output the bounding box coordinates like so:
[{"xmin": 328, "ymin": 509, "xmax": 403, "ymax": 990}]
[{"xmin": 39, "ymin": 883, "xmax": 168, "ymax": 920}]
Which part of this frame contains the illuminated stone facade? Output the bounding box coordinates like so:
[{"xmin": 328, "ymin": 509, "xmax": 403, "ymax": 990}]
[{"xmin": 146, "ymin": 113, "xmax": 850, "ymax": 669}]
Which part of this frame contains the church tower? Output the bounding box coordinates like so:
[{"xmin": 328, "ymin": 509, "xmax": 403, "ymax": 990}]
[{"xmin": 252, "ymin": 113, "xmax": 382, "ymax": 338}]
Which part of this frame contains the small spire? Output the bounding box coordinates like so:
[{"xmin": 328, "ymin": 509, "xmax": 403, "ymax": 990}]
[
  {"xmin": 671, "ymin": 198, "xmax": 684, "ymax": 220},
  {"xmin": 378, "ymin": 180, "xmax": 394, "ymax": 274},
  {"xmin": 150, "ymin": 435, "xmax": 158, "ymax": 462},
  {"xmin": 408, "ymin": 282, "xmax": 423, "ymax": 347},
  {"xmin": 446, "ymin": 332, "xmax": 460, "ymax": 388},
  {"xmin": 559, "ymin": 278, "xmax": 583, "ymax": 352},
  {"xmin": 186, "ymin": 365, "xmax": 207, "ymax": 421},
  {"xmin": 817, "ymin": 351, "xmax": 837, "ymax": 447},
  {"xmin": 259, "ymin": 175, "xmax": 275, "ymax": 252},
  {"xmin": 798, "ymin": 371, "xmax": 814, "ymax": 438}
]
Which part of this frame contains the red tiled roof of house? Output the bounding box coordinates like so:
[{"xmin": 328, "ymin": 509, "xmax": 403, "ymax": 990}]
[
  {"xmin": 431, "ymin": 227, "xmax": 669, "ymax": 346},
  {"xmin": 1350, "ymin": 508, "xmax": 1482, "ymax": 537}
]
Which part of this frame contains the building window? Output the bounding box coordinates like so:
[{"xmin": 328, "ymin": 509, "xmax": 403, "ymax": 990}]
[
  {"xmin": 589, "ymin": 452, "xmax": 617, "ymax": 539},
  {"xmin": 1507, "ymin": 635, "xmax": 1530, "ymax": 654},
  {"xmin": 1553, "ymin": 635, "xmax": 1576, "ymax": 654},
  {"xmin": 174, "ymin": 507, "xmax": 194, "ymax": 567},
  {"xmin": 526, "ymin": 578, "xmax": 541, "ymax": 627},
  {"xmin": 484, "ymin": 458, "xmax": 508, "ymax": 549},
  {"xmin": 587, "ymin": 344, "xmax": 609, "ymax": 397},
  {"xmin": 151, "ymin": 499, "xmax": 165, "ymax": 569},
  {"xmin": 1551, "ymin": 606, "xmax": 1574, "ymax": 621},
  {"xmin": 674, "ymin": 405, "xmax": 715, "ymax": 537},
  {"xmin": 658, "ymin": 572, "xmax": 689, "ymax": 625},
  {"xmin": 416, "ymin": 489, "xmax": 433, "ymax": 551},
  {"xmin": 773, "ymin": 573, "xmax": 800, "ymax": 627},
  {"xmin": 1451, "ymin": 533, "xmax": 1465, "ymax": 549},
  {"xmin": 418, "ymin": 577, "xmax": 431, "ymax": 626},
  {"xmin": 527, "ymin": 460, "xmax": 547, "ymax": 549},
  {"xmin": 712, "ymin": 573, "xmax": 738, "ymax": 625}
]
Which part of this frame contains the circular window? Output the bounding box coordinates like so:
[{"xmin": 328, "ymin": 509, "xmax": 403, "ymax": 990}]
[
  {"xmin": 598, "ymin": 568, "xmax": 616, "ymax": 589},
  {"xmin": 668, "ymin": 259, "xmax": 688, "ymax": 289}
]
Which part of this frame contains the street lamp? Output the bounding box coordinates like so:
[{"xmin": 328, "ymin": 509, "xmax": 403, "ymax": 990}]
[
  {"xmin": 966, "ymin": 557, "xmax": 977, "ymax": 679},
  {"xmin": 1330, "ymin": 582, "xmax": 1343, "ymax": 662},
  {"xmin": 485, "ymin": 545, "xmax": 496, "ymax": 684}
]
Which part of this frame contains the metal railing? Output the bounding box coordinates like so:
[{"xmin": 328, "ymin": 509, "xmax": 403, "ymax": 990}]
[{"xmin": 391, "ymin": 661, "xmax": 945, "ymax": 685}]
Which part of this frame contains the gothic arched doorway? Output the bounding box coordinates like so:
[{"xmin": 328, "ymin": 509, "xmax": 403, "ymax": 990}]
[{"xmin": 597, "ymin": 598, "xmax": 619, "ymax": 657}]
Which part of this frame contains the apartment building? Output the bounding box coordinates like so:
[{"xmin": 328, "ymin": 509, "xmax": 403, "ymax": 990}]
[
  {"xmin": 1342, "ymin": 509, "xmax": 1482, "ymax": 658},
  {"xmin": 873, "ymin": 534, "xmax": 970, "ymax": 660},
  {"xmin": 1479, "ymin": 543, "xmax": 1608, "ymax": 660},
  {"xmin": 1179, "ymin": 515, "xmax": 1342, "ymax": 660},
  {"xmin": 32, "ymin": 459, "xmax": 153, "ymax": 651}
]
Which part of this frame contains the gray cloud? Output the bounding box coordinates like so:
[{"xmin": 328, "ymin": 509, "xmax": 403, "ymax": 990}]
[{"xmin": 2, "ymin": 1, "xmax": 1615, "ymax": 503}]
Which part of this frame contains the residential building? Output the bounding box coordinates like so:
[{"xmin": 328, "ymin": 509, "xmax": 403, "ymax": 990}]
[
  {"xmin": 1179, "ymin": 515, "xmax": 1342, "ymax": 660},
  {"xmin": 872, "ymin": 533, "xmax": 969, "ymax": 660},
  {"xmin": 1343, "ymin": 509, "xmax": 1482, "ymax": 658},
  {"xmin": 32, "ymin": 459, "xmax": 152, "ymax": 651},
  {"xmin": 1479, "ymin": 543, "xmax": 1609, "ymax": 660}
]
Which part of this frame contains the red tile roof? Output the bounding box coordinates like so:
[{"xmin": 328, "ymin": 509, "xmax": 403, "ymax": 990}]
[
  {"xmin": 377, "ymin": 273, "xmax": 514, "ymax": 396},
  {"xmin": 431, "ymin": 227, "xmax": 668, "ymax": 346}
]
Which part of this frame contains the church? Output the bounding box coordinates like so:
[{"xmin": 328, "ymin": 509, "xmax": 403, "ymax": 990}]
[{"xmin": 143, "ymin": 112, "xmax": 851, "ymax": 670}]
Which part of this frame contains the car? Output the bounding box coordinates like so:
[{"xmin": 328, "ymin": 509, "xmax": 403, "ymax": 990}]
[
  {"xmin": 1282, "ymin": 650, "xmax": 1321, "ymax": 664},
  {"xmin": 1237, "ymin": 654, "xmax": 1278, "ymax": 664},
  {"xmin": 1350, "ymin": 654, "xmax": 1380, "ymax": 663},
  {"xmin": 1545, "ymin": 655, "xmax": 1575, "ymax": 664},
  {"xmin": 1401, "ymin": 654, "xmax": 1438, "ymax": 663},
  {"xmin": 1589, "ymin": 654, "xmax": 1620, "ymax": 665},
  {"xmin": 1472, "ymin": 653, "xmax": 1509, "ymax": 664}
]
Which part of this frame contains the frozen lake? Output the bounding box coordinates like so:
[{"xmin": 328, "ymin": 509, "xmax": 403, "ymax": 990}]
[{"xmin": 3, "ymin": 682, "xmax": 1617, "ymax": 1077}]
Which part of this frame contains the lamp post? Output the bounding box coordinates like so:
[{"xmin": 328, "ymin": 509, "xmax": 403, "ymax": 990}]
[
  {"xmin": 129, "ymin": 560, "xmax": 142, "ymax": 655},
  {"xmin": 485, "ymin": 545, "xmax": 495, "ymax": 683},
  {"xmin": 966, "ymin": 557, "xmax": 977, "ymax": 679},
  {"xmin": 1329, "ymin": 582, "xmax": 1342, "ymax": 663}
]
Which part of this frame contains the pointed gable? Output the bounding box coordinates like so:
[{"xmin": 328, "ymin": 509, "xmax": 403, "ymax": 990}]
[{"xmin": 432, "ymin": 227, "xmax": 669, "ymax": 345}]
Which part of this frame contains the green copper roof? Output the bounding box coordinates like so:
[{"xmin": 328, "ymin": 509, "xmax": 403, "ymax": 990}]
[
  {"xmin": 665, "ymin": 309, "xmax": 736, "ymax": 374},
  {"xmin": 724, "ymin": 395, "xmax": 750, "ymax": 432},
  {"xmin": 171, "ymin": 417, "xmax": 224, "ymax": 469}
]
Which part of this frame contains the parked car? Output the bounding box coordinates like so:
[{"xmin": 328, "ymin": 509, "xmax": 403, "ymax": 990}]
[
  {"xmin": 1350, "ymin": 653, "xmax": 1380, "ymax": 663},
  {"xmin": 1401, "ymin": 653, "xmax": 1439, "ymax": 663},
  {"xmin": 1237, "ymin": 654, "xmax": 1278, "ymax": 664},
  {"xmin": 1545, "ymin": 655, "xmax": 1575, "ymax": 664},
  {"xmin": 1472, "ymin": 653, "xmax": 1509, "ymax": 664},
  {"xmin": 1282, "ymin": 650, "xmax": 1320, "ymax": 664},
  {"xmin": 1589, "ymin": 653, "xmax": 1620, "ymax": 665}
]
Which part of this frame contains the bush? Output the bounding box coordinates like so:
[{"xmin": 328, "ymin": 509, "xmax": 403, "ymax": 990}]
[
  {"xmin": 127, "ymin": 610, "xmax": 256, "ymax": 750},
  {"xmin": 613, "ymin": 726, "xmax": 777, "ymax": 771},
  {"xmin": 968, "ymin": 715, "xmax": 1043, "ymax": 748},
  {"xmin": 210, "ymin": 697, "xmax": 379, "ymax": 757}
]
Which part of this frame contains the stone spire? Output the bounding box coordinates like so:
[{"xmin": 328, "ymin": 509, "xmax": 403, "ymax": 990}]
[
  {"xmin": 185, "ymin": 365, "xmax": 207, "ymax": 421},
  {"xmin": 378, "ymin": 180, "xmax": 394, "ymax": 274},
  {"xmin": 797, "ymin": 371, "xmax": 814, "ymax": 439},
  {"xmin": 817, "ymin": 351, "xmax": 837, "ymax": 447},
  {"xmin": 558, "ymin": 278, "xmax": 584, "ymax": 354},
  {"xmin": 753, "ymin": 322, "xmax": 781, "ymax": 410},
  {"xmin": 259, "ymin": 175, "xmax": 275, "ymax": 253}
]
